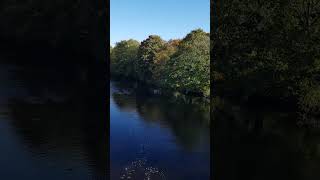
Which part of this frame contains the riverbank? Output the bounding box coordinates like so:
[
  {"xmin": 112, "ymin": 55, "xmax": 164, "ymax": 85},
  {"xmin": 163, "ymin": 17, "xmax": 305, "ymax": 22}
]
[{"xmin": 110, "ymin": 75, "xmax": 210, "ymax": 104}]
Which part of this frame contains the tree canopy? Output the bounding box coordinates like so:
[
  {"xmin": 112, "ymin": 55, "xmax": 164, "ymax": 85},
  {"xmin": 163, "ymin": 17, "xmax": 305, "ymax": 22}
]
[
  {"xmin": 213, "ymin": 0, "xmax": 320, "ymax": 115},
  {"xmin": 110, "ymin": 29, "xmax": 210, "ymax": 97}
]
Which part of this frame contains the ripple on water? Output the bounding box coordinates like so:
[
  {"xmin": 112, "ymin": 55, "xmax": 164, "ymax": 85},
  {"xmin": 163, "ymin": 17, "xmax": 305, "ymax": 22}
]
[{"xmin": 119, "ymin": 154, "xmax": 166, "ymax": 180}]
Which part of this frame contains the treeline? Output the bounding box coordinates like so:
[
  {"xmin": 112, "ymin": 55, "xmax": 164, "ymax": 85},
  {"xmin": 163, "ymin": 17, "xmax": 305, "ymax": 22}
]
[
  {"xmin": 212, "ymin": 0, "xmax": 320, "ymax": 115},
  {"xmin": 110, "ymin": 29, "xmax": 210, "ymax": 97},
  {"xmin": 111, "ymin": 0, "xmax": 320, "ymax": 115}
]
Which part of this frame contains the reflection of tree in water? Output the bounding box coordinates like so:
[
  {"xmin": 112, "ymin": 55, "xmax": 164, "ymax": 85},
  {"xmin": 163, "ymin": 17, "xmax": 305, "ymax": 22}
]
[
  {"xmin": 137, "ymin": 98, "xmax": 209, "ymax": 150},
  {"xmin": 10, "ymin": 64, "xmax": 84, "ymax": 97},
  {"xmin": 5, "ymin": 66, "xmax": 107, "ymax": 179},
  {"xmin": 7, "ymin": 97, "xmax": 107, "ymax": 178},
  {"xmin": 111, "ymin": 82, "xmax": 210, "ymax": 151},
  {"xmin": 212, "ymin": 99, "xmax": 320, "ymax": 180},
  {"xmin": 112, "ymin": 93, "xmax": 137, "ymax": 113}
]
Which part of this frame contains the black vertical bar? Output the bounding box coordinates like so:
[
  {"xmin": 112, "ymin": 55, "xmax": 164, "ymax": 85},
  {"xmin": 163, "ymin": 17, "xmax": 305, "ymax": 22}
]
[
  {"xmin": 106, "ymin": 0, "xmax": 111, "ymax": 178},
  {"xmin": 211, "ymin": 0, "xmax": 220, "ymax": 179},
  {"xmin": 210, "ymin": 0, "xmax": 213, "ymax": 179}
]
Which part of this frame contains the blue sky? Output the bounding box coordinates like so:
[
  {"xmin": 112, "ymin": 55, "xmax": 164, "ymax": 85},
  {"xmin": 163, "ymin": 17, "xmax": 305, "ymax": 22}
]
[{"xmin": 111, "ymin": 0, "xmax": 210, "ymax": 45}]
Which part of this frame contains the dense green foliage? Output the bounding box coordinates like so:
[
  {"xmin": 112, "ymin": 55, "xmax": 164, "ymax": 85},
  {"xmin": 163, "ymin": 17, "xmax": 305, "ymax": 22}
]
[
  {"xmin": 0, "ymin": 0, "xmax": 106, "ymax": 54},
  {"xmin": 136, "ymin": 35, "xmax": 166, "ymax": 83},
  {"xmin": 213, "ymin": 0, "xmax": 320, "ymax": 114},
  {"xmin": 110, "ymin": 39, "xmax": 140, "ymax": 78},
  {"xmin": 165, "ymin": 30, "xmax": 210, "ymax": 96},
  {"xmin": 111, "ymin": 29, "xmax": 210, "ymax": 97}
]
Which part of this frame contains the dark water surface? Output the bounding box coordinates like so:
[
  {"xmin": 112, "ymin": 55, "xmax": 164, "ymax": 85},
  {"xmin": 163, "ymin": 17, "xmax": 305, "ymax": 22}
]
[
  {"xmin": 0, "ymin": 64, "xmax": 107, "ymax": 179},
  {"xmin": 213, "ymin": 97, "xmax": 320, "ymax": 180},
  {"xmin": 4, "ymin": 63, "xmax": 318, "ymax": 180},
  {"xmin": 110, "ymin": 80, "xmax": 210, "ymax": 180}
]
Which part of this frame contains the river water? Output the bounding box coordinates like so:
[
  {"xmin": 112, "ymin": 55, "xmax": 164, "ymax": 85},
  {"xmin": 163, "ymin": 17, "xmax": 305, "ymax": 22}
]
[
  {"xmin": 3, "ymin": 63, "xmax": 317, "ymax": 180},
  {"xmin": 212, "ymin": 97, "xmax": 320, "ymax": 180},
  {"xmin": 110, "ymin": 80, "xmax": 210, "ymax": 179},
  {"xmin": 0, "ymin": 64, "xmax": 107, "ymax": 179},
  {"xmin": 0, "ymin": 63, "xmax": 210, "ymax": 180}
]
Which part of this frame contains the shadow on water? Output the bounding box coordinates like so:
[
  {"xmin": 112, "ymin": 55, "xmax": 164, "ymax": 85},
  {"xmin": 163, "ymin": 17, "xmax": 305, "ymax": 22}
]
[
  {"xmin": 0, "ymin": 62, "xmax": 107, "ymax": 180},
  {"xmin": 212, "ymin": 98, "xmax": 320, "ymax": 180}
]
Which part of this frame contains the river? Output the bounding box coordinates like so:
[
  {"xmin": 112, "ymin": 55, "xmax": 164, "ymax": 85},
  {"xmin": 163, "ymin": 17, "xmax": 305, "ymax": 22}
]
[
  {"xmin": 212, "ymin": 97, "xmax": 320, "ymax": 180},
  {"xmin": 0, "ymin": 63, "xmax": 210, "ymax": 180},
  {"xmin": 110, "ymin": 80, "xmax": 210, "ymax": 179},
  {"xmin": 2, "ymin": 64, "xmax": 318, "ymax": 180},
  {"xmin": 0, "ymin": 64, "xmax": 107, "ymax": 179}
]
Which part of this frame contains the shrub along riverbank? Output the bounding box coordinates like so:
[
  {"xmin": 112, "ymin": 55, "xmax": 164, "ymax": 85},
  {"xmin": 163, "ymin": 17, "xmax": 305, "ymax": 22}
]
[{"xmin": 110, "ymin": 29, "xmax": 210, "ymax": 98}]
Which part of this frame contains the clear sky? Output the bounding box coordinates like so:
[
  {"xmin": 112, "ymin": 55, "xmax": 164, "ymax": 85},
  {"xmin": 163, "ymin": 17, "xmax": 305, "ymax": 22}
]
[{"xmin": 111, "ymin": 0, "xmax": 210, "ymax": 45}]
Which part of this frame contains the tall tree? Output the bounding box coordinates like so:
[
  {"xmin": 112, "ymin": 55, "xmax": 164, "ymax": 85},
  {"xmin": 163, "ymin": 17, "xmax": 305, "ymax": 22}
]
[
  {"xmin": 136, "ymin": 35, "xmax": 166, "ymax": 83},
  {"xmin": 166, "ymin": 29, "xmax": 210, "ymax": 96},
  {"xmin": 111, "ymin": 39, "xmax": 140, "ymax": 78}
]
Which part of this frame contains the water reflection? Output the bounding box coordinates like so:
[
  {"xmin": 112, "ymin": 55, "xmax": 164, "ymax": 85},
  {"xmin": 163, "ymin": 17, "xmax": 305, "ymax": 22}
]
[
  {"xmin": 0, "ymin": 64, "xmax": 107, "ymax": 180},
  {"xmin": 110, "ymin": 80, "xmax": 210, "ymax": 180},
  {"xmin": 212, "ymin": 98, "xmax": 320, "ymax": 180}
]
